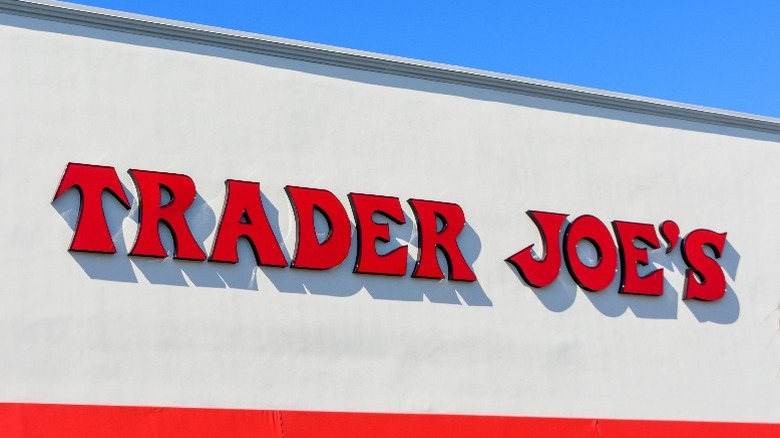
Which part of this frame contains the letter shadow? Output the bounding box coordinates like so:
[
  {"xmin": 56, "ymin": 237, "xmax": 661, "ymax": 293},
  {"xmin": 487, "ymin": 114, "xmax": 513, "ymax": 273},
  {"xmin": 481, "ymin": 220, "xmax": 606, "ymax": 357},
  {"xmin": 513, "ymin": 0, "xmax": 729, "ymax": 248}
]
[
  {"xmin": 262, "ymin": 211, "xmax": 492, "ymax": 306},
  {"xmin": 55, "ymin": 187, "xmax": 491, "ymax": 306},
  {"xmin": 128, "ymin": 193, "xmax": 257, "ymax": 290},
  {"xmin": 680, "ymin": 239, "xmax": 740, "ymax": 324},
  {"xmin": 53, "ymin": 185, "xmax": 260, "ymax": 290},
  {"xmin": 510, "ymin": 218, "xmax": 577, "ymax": 313},
  {"xmin": 518, "ymin": 244, "xmax": 679, "ymax": 319},
  {"xmin": 652, "ymin": 238, "xmax": 740, "ymax": 323},
  {"xmin": 520, "ymin": 227, "xmax": 740, "ymax": 322},
  {"xmin": 52, "ymin": 183, "xmax": 138, "ymax": 283},
  {"xmin": 506, "ymin": 257, "xmax": 578, "ymax": 313},
  {"xmin": 581, "ymin": 247, "xmax": 679, "ymax": 320}
]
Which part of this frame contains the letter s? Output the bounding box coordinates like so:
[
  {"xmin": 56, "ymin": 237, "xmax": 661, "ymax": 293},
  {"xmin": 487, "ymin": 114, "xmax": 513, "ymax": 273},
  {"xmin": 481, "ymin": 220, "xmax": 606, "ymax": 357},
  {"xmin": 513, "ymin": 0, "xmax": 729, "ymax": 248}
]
[{"xmin": 681, "ymin": 229, "xmax": 727, "ymax": 301}]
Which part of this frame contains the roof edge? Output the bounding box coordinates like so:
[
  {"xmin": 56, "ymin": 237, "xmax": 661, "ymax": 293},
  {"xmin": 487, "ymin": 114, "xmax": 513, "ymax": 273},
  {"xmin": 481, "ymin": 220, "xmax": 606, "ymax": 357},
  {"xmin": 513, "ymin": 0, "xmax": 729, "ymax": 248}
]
[{"xmin": 4, "ymin": 0, "xmax": 780, "ymax": 135}]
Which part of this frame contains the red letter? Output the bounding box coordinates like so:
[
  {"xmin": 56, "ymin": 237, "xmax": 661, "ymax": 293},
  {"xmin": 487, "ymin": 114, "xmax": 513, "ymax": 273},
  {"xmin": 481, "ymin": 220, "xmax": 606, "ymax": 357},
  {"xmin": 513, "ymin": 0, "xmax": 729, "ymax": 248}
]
[
  {"xmin": 128, "ymin": 169, "xmax": 206, "ymax": 261},
  {"xmin": 563, "ymin": 215, "xmax": 617, "ymax": 292},
  {"xmin": 210, "ymin": 180, "xmax": 287, "ymax": 266},
  {"xmin": 53, "ymin": 162, "xmax": 130, "ymax": 253},
  {"xmin": 286, "ymin": 186, "xmax": 351, "ymax": 270},
  {"xmin": 506, "ymin": 211, "xmax": 568, "ymax": 288},
  {"xmin": 681, "ymin": 229, "xmax": 727, "ymax": 301},
  {"xmin": 348, "ymin": 193, "xmax": 407, "ymax": 276},
  {"xmin": 408, "ymin": 198, "xmax": 476, "ymax": 282},
  {"xmin": 612, "ymin": 220, "xmax": 663, "ymax": 296}
]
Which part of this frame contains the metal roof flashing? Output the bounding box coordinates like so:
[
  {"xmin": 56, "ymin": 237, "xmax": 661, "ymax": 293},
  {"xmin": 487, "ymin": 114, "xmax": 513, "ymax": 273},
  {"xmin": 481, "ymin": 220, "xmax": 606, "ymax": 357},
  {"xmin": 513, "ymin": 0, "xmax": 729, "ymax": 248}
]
[{"xmin": 3, "ymin": 0, "xmax": 780, "ymax": 135}]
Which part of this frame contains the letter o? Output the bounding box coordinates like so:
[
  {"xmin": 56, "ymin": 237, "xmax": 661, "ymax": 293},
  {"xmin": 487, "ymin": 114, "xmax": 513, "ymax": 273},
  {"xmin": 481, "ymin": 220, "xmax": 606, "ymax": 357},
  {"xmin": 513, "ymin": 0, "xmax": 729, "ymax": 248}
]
[{"xmin": 563, "ymin": 215, "xmax": 617, "ymax": 292}]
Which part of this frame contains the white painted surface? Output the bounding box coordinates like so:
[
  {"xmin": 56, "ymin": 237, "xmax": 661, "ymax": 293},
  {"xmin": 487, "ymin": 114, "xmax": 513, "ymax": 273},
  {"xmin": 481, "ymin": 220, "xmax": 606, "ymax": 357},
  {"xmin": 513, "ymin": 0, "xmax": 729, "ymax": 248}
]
[{"xmin": 0, "ymin": 11, "xmax": 779, "ymax": 422}]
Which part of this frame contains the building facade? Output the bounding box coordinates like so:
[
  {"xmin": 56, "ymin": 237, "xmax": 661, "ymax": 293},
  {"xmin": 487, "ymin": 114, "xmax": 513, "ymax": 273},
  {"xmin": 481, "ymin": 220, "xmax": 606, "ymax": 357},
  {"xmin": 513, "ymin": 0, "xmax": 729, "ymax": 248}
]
[{"xmin": 1, "ymin": 0, "xmax": 779, "ymax": 436}]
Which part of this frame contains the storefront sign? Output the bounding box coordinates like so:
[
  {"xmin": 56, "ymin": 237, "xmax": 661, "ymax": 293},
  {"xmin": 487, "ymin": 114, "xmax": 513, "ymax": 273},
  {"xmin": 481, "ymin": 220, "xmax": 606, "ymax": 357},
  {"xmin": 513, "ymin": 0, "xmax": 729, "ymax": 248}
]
[{"xmin": 54, "ymin": 162, "xmax": 728, "ymax": 301}]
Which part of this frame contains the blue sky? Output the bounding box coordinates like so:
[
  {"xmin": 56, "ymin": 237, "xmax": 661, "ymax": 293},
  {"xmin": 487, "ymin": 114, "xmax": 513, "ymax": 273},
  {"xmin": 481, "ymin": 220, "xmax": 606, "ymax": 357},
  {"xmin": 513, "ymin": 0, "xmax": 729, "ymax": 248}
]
[{"xmin": 67, "ymin": 1, "xmax": 780, "ymax": 118}]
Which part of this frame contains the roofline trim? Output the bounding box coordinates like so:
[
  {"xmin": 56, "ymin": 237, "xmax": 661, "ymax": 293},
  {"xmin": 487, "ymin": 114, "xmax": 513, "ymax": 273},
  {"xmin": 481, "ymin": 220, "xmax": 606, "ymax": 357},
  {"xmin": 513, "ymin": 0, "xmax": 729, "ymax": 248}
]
[{"xmin": 4, "ymin": 0, "xmax": 780, "ymax": 134}]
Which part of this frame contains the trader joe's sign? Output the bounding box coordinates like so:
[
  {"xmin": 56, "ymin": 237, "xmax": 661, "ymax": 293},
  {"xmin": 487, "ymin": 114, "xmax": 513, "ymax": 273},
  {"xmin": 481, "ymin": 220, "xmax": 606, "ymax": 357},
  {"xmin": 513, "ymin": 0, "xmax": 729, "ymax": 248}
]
[{"xmin": 55, "ymin": 162, "xmax": 728, "ymax": 302}]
